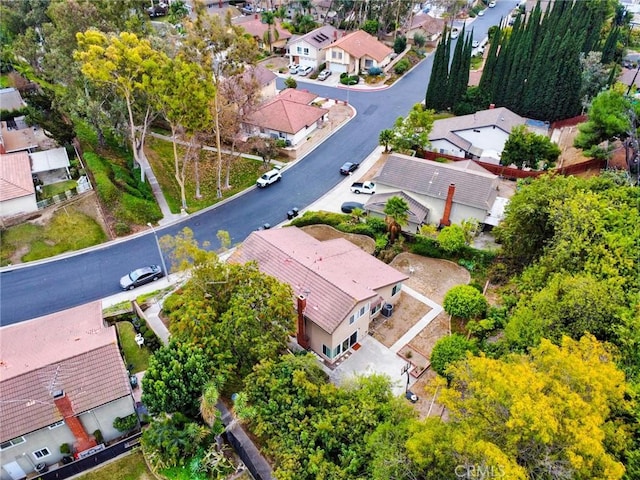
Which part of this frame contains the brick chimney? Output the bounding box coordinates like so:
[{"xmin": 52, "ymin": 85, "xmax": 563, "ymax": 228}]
[
  {"xmin": 439, "ymin": 183, "xmax": 456, "ymax": 227},
  {"xmin": 296, "ymin": 295, "xmax": 310, "ymax": 349},
  {"xmin": 53, "ymin": 391, "xmax": 97, "ymax": 454},
  {"xmin": 334, "ymin": 31, "xmax": 337, "ymax": 40}
]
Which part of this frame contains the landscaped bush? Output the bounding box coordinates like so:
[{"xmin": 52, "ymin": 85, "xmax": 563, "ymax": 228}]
[
  {"xmin": 393, "ymin": 36, "xmax": 407, "ymax": 54},
  {"xmin": 113, "ymin": 413, "xmax": 139, "ymax": 433},
  {"xmin": 410, "ymin": 235, "xmax": 447, "ymax": 258},
  {"xmin": 290, "ymin": 210, "xmax": 344, "ymax": 228},
  {"xmin": 367, "ymin": 66, "xmax": 383, "ymax": 76},
  {"xmin": 339, "ymin": 75, "xmax": 359, "ymax": 85},
  {"xmin": 394, "ymin": 58, "xmax": 410, "ymax": 74}
]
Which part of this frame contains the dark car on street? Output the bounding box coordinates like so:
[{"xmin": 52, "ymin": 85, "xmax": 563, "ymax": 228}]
[
  {"xmin": 339, "ymin": 162, "xmax": 359, "ymax": 175},
  {"xmin": 341, "ymin": 201, "xmax": 364, "ymax": 214},
  {"xmin": 120, "ymin": 265, "xmax": 164, "ymax": 290}
]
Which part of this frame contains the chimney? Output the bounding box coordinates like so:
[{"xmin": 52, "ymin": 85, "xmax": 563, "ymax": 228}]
[
  {"xmin": 439, "ymin": 183, "xmax": 455, "ymax": 227},
  {"xmin": 489, "ymin": 103, "xmax": 495, "ymax": 109},
  {"xmin": 296, "ymin": 295, "xmax": 310, "ymax": 349},
  {"xmin": 54, "ymin": 391, "xmax": 97, "ymax": 454},
  {"xmin": 334, "ymin": 30, "xmax": 337, "ymax": 40},
  {"xmin": 255, "ymin": 14, "xmax": 258, "ymax": 19}
]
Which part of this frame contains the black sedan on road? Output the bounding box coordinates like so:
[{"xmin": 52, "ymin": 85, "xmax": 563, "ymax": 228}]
[
  {"xmin": 341, "ymin": 201, "xmax": 365, "ymax": 214},
  {"xmin": 339, "ymin": 162, "xmax": 359, "ymax": 175},
  {"xmin": 120, "ymin": 265, "xmax": 164, "ymax": 290}
]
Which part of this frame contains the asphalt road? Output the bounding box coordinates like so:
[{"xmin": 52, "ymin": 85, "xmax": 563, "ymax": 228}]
[{"xmin": 0, "ymin": 3, "xmax": 516, "ymax": 325}]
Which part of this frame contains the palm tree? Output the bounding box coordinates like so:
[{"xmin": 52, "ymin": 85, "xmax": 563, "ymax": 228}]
[
  {"xmin": 261, "ymin": 11, "xmax": 279, "ymax": 53},
  {"xmin": 384, "ymin": 196, "xmax": 409, "ymax": 243}
]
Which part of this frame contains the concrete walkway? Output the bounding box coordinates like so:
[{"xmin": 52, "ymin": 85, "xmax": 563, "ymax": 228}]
[
  {"xmin": 138, "ymin": 149, "xmax": 185, "ymax": 225},
  {"xmin": 389, "ymin": 286, "xmax": 444, "ymax": 354}
]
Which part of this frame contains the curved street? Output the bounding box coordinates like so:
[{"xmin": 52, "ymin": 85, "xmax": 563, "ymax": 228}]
[{"xmin": 0, "ymin": 4, "xmax": 515, "ymax": 325}]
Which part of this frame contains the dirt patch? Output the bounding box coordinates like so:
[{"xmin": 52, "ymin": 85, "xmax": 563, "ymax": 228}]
[
  {"xmin": 370, "ymin": 291, "xmax": 431, "ymax": 347},
  {"xmin": 300, "ymin": 224, "xmax": 375, "ymax": 253},
  {"xmin": 554, "ymin": 125, "xmax": 591, "ymax": 168},
  {"xmin": 390, "ymin": 253, "xmax": 470, "ymax": 304}
]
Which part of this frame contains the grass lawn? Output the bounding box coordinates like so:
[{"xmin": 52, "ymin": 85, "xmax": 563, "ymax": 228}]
[
  {"xmin": 0, "ymin": 210, "xmax": 107, "ymax": 265},
  {"xmin": 145, "ymin": 136, "xmax": 265, "ymax": 214},
  {"xmin": 117, "ymin": 322, "xmax": 151, "ymax": 373},
  {"xmin": 75, "ymin": 450, "xmax": 153, "ymax": 480},
  {"xmin": 41, "ymin": 180, "xmax": 78, "ymax": 198},
  {"xmin": 0, "ymin": 75, "xmax": 9, "ymax": 88}
]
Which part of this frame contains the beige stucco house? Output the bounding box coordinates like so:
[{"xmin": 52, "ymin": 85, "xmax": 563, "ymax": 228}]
[
  {"xmin": 322, "ymin": 30, "xmax": 394, "ymax": 75},
  {"xmin": 229, "ymin": 227, "xmax": 408, "ymax": 364}
]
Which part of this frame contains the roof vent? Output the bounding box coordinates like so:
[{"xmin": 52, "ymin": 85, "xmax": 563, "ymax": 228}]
[{"xmin": 52, "ymin": 390, "xmax": 65, "ymax": 399}]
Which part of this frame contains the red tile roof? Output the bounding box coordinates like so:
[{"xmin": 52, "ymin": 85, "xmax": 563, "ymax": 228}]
[
  {"xmin": 277, "ymin": 89, "xmax": 318, "ymax": 104},
  {"xmin": 235, "ymin": 17, "xmax": 292, "ymax": 41},
  {"xmin": 325, "ymin": 30, "xmax": 393, "ymax": 62},
  {"xmin": 245, "ymin": 94, "xmax": 328, "ymax": 135},
  {"xmin": 229, "ymin": 227, "xmax": 408, "ymax": 333},
  {"xmin": 0, "ymin": 151, "xmax": 33, "ymax": 201},
  {"xmin": 0, "ymin": 302, "xmax": 131, "ymax": 442}
]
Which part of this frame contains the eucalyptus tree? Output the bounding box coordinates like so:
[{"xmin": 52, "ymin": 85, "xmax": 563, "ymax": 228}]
[{"xmin": 180, "ymin": 7, "xmax": 258, "ymax": 198}]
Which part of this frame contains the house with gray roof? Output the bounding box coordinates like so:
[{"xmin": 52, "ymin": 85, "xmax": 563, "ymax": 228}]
[
  {"xmin": 229, "ymin": 227, "xmax": 408, "ymax": 365},
  {"xmin": 287, "ymin": 25, "xmax": 340, "ymax": 70},
  {"xmin": 0, "ymin": 302, "xmax": 136, "ymax": 480},
  {"xmin": 369, "ymin": 153, "xmax": 500, "ymax": 230},
  {"xmin": 428, "ymin": 106, "xmax": 549, "ymax": 164}
]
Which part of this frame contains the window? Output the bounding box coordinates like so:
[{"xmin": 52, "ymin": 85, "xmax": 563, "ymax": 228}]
[
  {"xmin": 0, "ymin": 437, "xmax": 25, "ymax": 451},
  {"xmin": 48, "ymin": 420, "xmax": 65, "ymax": 429},
  {"xmin": 392, "ymin": 283, "xmax": 402, "ymax": 296},
  {"xmin": 33, "ymin": 448, "xmax": 51, "ymax": 459},
  {"xmin": 331, "ymin": 51, "xmax": 343, "ymax": 60},
  {"xmin": 323, "ymin": 344, "xmax": 335, "ymax": 358},
  {"xmin": 297, "ymin": 46, "xmax": 302, "ymax": 54},
  {"xmin": 349, "ymin": 314, "xmax": 355, "ymax": 325},
  {"xmin": 359, "ymin": 305, "xmax": 366, "ymax": 317},
  {"xmin": 303, "ymin": 48, "xmax": 309, "ymax": 55}
]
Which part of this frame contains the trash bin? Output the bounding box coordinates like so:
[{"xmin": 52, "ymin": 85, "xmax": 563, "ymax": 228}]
[
  {"xmin": 292, "ymin": 207, "xmax": 299, "ymax": 217},
  {"xmin": 35, "ymin": 463, "xmax": 48, "ymax": 474},
  {"xmin": 382, "ymin": 303, "xmax": 393, "ymax": 318},
  {"xmin": 287, "ymin": 210, "xmax": 295, "ymax": 220}
]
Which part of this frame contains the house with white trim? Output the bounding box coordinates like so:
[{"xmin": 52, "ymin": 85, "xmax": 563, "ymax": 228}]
[
  {"xmin": 229, "ymin": 227, "xmax": 408, "ymax": 364},
  {"xmin": 322, "ymin": 30, "xmax": 394, "ymax": 75},
  {"xmin": 287, "ymin": 25, "xmax": 340, "ymax": 70}
]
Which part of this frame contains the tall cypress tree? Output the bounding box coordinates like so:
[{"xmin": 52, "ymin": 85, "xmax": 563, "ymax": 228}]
[
  {"xmin": 478, "ymin": 27, "xmax": 502, "ymax": 94},
  {"xmin": 425, "ymin": 27, "xmax": 449, "ymax": 111},
  {"xmin": 601, "ymin": 26, "xmax": 619, "ymax": 64},
  {"xmin": 446, "ymin": 23, "xmax": 466, "ymax": 109}
]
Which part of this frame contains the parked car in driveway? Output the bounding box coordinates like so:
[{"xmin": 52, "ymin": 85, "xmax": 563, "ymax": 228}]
[
  {"xmin": 120, "ymin": 265, "xmax": 164, "ymax": 290},
  {"xmin": 318, "ymin": 69, "xmax": 332, "ymax": 81},
  {"xmin": 472, "ymin": 40, "xmax": 480, "ymax": 48},
  {"xmin": 298, "ymin": 66, "xmax": 313, "ymax": 76},
  {"xmin": 256, "ymin": 166, "xmax": 282, "ymax": 188},
  {"xmin": 341, "ymin": 201, "xmax": 365, "ymax": 214},
  {"xmin": 288, "ymin": 63, "xmax": 299, "ymax": 74},
  {"xmin": 340, "ymin": 161, "xmax": 359, "ymax": 175}
]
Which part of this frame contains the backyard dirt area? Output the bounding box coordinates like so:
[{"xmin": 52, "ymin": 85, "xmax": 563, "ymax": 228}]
[{"xmin": 301, "ymin": 224, "xmax": 375, "ymax": 253}]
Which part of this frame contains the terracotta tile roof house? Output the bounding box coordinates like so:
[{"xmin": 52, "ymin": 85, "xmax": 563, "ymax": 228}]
[
  {"xmin": 0, "ymin": 302, "xmax": 136, "ymax": 478},
  {"xmin": 428, "ymin": 106, "xmax": 548, "ymax": 164},
  {"xmin": 287, "ymin": 25, "xmax": 340, "ymax": 69},
  {"xmin": 0, "ymin": 151, "xmax": 37, "ymax": 217},
  {"xmin": 234, "ymin": 16, "xmax": 292, "ymax": 52},
  {"xmin": 323, "ymin": 30, "xmax": 394, "ymax": 75},
  {"xmin": 243, "ymin": 89, "xmax": 328, "ymax": 146},
  {"xmin": 229, "ymin": 227, "xmax": 408, "ymax": 363},
  {"xmin": 369, "ymin": 153, "xmax": 500, "ymax": 228},
  {"xmin": 406, "ymin": 13, "xmax": 445, "ymax": 43}
]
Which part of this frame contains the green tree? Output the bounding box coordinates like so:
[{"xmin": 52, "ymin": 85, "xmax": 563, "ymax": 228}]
[
  {"xmin": 408, "ymin": 335, "xmax": 630, "ymax": 480},
  {"xmin": 379, "ymin": 128, "xmax": 393, "ymax": 152},
  {"xmin": 141, "ymin": 341, "xmax": 213, "ymax": 418},
  {"xmin": 575, "ymin": 89, "xmax": 638, "ymax": 152},
  {"xmin": 429, "ymin": 333, "xmax": 476, "ymax": 384},
  {"xmin": 389, "ymin": 103, "xmax": 434, "ymax": 152},
  {"xmin": 142, "ymin": 413, "xmax": 210, "ymax": 470},
  {"xmin": 500, "ymin": 125, "xmax": 561, "ymax": 170},
  {"xmin": 283, "ymin": 75, "xmax": 297, "ymax": 89},
  {"xmin": 393, "ymin": 35, "xmax": 407, "ymax": 54},
  {"xmin": 505, "ymin": 273, "xmax": 626, "ymax": 350},
  {"xmin": 167, "ymin": 0, "xmax": 189, "ymax": 25},
  {"xmin": 261, "ymin": 10, "xmax": 279, "ymax": 52},
  {"xmin": 75, "ymin": 30, "xmax": 163, "ymax": 182},
  {"xmin": 443, "ymin": 284, "xmax": 488, "ymax": 320},
  {"xmin": 361, "ymin": 19, "xmax": 379, "ymax": 36},
  {"xmin": 436, "ymin": 224, "xmax": 466, "ymax": 254},
  {"xmin": 384, "ymin": 195, "xmax": 410, "ymax": 243}
]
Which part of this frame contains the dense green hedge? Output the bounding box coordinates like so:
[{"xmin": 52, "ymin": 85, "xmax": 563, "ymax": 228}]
[{"xmin": 84, "ymin": 152, "xmax": 161, "ymax": 232}]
